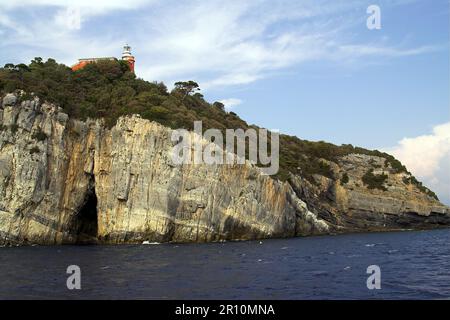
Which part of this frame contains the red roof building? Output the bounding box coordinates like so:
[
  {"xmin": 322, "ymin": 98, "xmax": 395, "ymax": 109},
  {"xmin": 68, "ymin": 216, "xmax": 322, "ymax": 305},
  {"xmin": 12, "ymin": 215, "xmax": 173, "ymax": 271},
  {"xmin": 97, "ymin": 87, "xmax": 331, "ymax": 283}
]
[{"xmin": 71, "ymin": 45, "xmax": 135, "ymax": 73}]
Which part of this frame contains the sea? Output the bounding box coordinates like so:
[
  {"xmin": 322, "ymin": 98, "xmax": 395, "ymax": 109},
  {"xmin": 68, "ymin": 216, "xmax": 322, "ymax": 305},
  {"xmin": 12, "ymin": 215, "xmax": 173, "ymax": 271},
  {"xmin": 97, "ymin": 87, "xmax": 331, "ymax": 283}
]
[{"xmin": 0, "ymin": 229, "xmax": 449, "ymax": 300}]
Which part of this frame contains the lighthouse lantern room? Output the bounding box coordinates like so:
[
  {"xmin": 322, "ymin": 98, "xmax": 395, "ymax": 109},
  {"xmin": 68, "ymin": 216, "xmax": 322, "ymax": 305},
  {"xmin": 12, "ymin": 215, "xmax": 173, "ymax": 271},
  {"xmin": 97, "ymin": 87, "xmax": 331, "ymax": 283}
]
[{"xmin": 121, "ymin": 44, "xmax": 135, "ymax": 73}]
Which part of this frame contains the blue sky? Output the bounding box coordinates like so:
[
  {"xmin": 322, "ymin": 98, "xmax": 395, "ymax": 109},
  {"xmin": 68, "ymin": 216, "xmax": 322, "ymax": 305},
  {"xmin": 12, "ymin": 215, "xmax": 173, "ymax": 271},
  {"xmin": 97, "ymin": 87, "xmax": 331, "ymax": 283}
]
[{"xmin": 0, "ymin": 0, "xmax": 449, "ymax": 203}]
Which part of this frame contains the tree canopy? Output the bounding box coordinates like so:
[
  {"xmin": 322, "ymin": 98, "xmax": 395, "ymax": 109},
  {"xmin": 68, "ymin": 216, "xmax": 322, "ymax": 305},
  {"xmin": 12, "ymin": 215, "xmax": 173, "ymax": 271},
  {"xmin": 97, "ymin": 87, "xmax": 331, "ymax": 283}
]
[{"xmin": 0, "ymin": 58, "xmax": 437, "ymax": 199}]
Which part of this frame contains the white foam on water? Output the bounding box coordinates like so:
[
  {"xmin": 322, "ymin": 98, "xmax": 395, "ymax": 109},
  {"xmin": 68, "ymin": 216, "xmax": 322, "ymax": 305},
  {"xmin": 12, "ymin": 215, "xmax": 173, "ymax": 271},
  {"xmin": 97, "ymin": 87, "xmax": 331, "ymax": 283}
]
[{"xmin": 142, "ymin": 241, "xmax": 160, "ymax": 245}]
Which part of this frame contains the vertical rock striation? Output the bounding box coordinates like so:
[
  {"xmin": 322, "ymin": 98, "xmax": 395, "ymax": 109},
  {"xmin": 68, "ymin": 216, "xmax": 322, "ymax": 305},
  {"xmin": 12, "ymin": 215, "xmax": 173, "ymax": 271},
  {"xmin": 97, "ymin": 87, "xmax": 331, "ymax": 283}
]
[
  {"xmin": 0, "ymin": 94, "xmax": 100, "ymax": 244},
  {"xmin": 0, "ymin": 94, "xmax": 327, "ymax": 245},
  {"xmin": 0, "ymin": 93, "xmax": 448, "ymax": 245}
]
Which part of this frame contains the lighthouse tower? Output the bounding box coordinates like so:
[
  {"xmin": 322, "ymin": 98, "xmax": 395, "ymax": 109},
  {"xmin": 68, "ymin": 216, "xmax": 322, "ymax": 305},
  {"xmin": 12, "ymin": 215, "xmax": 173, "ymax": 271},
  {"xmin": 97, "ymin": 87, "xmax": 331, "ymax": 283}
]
[{"xmin": 122, "ymin": 44, "xmax": 135, "ymax": 73}]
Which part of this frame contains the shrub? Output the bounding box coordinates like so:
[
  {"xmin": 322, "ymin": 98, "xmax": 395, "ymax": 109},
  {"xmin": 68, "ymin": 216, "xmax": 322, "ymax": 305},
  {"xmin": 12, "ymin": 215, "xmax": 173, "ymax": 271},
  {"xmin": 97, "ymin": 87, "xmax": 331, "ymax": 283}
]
[
  {"xmin": 9, "ymin": 124, "xmax": 18, "ymax": 134},
  {"xmin": 0, "ymin": 58, "xmax": 436, "ymax": 199},
  {"xmin": 409, "ymin": 176, "xmax": 439, "ymax": 200},
  {"xmin": 213, "ymin": 102, "xmax": 225, "ymax": 111},
  {"xmin": 29, "ymin": 147, "xmax": 40, "ymax": 154},
  {"xmin": 362, "ymin": 169, "xmax": 388, "ymax": 191},
  {"xmin": 147, "ymin": 106, "xmax": 169, "ymax": 120},
  {"xmin": 316, "ymin": 161, "xmax": 333, "ymax": 179},
  {"xmin": 32, "ymin": 128, "xmax": 47, "ymax": 141},
  {"xmin": 341, "ymin": 173, "xmax": 349, "ymax": 185}
]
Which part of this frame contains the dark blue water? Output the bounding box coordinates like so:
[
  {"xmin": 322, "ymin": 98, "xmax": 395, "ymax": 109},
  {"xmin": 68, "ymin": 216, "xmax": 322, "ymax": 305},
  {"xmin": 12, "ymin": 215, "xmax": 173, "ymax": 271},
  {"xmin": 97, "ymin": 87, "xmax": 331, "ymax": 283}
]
[{"xmin": 0, "ymin": 229, "xmax": 449, "ymax": 300}]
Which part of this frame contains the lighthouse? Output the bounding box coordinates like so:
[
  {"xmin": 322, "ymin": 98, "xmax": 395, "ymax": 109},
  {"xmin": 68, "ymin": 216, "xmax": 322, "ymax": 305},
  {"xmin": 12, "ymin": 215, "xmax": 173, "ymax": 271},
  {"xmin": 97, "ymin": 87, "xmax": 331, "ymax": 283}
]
[
  {"xmin": 122, "ymin": 44, "xmax": 135, "ymax": 73},
  {"xmin": 71, "ymin": 45, "xmax": 136, "ymax": 72}
]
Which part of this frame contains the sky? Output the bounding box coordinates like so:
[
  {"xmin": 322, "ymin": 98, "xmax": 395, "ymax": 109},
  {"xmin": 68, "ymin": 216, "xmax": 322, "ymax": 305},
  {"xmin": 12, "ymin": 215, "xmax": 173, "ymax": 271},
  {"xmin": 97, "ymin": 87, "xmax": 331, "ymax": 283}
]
[{"xmin": 0, "ymin": 0, "xmax": 449, "ymax": 204}]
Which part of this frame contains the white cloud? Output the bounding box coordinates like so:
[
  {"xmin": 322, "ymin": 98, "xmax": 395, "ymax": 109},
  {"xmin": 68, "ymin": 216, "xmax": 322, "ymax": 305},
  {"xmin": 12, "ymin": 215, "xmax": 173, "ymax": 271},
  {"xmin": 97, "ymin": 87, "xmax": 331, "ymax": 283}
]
[
  {"xmin": 385, "ymin": 122, "xmax": 450, "ymax": 205},
  {"xmin": 54, "ymin": 7, "xmax": 81, "ymax": 31},
  {"xmin": 131, "ymin": 0, "xmax": 441, "ymax": 89},
  {"xmin": 0, "ymin": 0, "xmax": 157, "ymax": 52},
  {"xmin": 0, "ymin": 0, "xmax": 152, "ymax": 10},
  {"xmin": 0, "ymin": 0, "xmax": 443, "ymax": 90},
  {"xmin": 0, "ymin": 12, "xmax": 30, "ymax": 36},
  {"xmin": 219, "ymin": 98, "xmax": 243, "ymax": 111},
  {"xmin": 336, "ymin": 44, "xmax": 439, "ymax": 59}
]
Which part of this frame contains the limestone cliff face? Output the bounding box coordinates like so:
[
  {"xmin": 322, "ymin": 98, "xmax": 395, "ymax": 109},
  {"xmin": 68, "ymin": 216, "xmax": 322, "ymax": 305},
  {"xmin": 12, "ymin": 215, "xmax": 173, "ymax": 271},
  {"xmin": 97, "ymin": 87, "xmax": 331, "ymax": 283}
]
[
  {"xmin": 93, "ymin": 116, "xmax": 329, "ymax": 244},
  {"xmin": 0, "ymin": 93, "xmax": 448, "ymax": 245},
  {"xmin": 0, "ymin": 93, "xmax": 327, "ymax": 245},
  {"xmin": 289, "ymin": 154, "xmax": 450, "ymax": 232},
  {"xmin": 0, "ymin": 93, "xmax": 99, "ymax": 244}
]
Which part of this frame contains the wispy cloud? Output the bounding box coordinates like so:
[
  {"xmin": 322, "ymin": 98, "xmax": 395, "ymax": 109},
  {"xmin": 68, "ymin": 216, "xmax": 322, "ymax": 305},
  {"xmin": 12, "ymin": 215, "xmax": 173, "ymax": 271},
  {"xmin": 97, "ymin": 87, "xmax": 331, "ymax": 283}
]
[
  {"xmin": 336, "ymin": 44, "xmax": 440, "ymax": 58},
  {"xmin": 0, "ymin": 0, "xmax": 151, "ymax": 10},
  {"xmin": 385, "ymin": 122, "xmax": 450, "ymax": 205},
  {"xmin": 0, "ymin": 0, "xmax": 442, "ymax": 90},
  {"xmin": 219, "ymin": 98, "xmax": 243, "ymax": 111}
]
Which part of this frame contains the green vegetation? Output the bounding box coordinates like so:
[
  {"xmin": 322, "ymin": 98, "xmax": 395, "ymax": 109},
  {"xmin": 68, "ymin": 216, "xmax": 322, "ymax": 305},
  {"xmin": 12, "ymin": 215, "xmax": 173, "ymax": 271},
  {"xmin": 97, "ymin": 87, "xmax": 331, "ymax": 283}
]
[
  {"xmin": 362, "ymin": 169, "xmax": 388, "ymax": 191},
  {"xmin": 174, "ymin": 81, "xmax": 200, "ymax": 100},
  {"xmin": 277, "ymin": 137, "xmax": 408, "ymax": 182},
  {"xmin": 9, "ymin": 124, "xmax": 18, "ymax": 134},
  {"xmin": 32, "ymin": 128, "xmax": 47, "ymax": 141},
  {"xmin": 0, "ymin": 58, "xmax": 246, "ymax": 130},
  {"xmin": 0, "ymin": 58, "xmax": 431, "ymax": 196},
  {"xmin": 341, "ymin": 173, "xmax": 349, "ymax": 186},
  {"xmin": 403, "ymin": 176, "xmax": 439, "ymax": 200},
  {"xmin": 29, "ymin": 147, "xmax": 40, "ymax": 154}
]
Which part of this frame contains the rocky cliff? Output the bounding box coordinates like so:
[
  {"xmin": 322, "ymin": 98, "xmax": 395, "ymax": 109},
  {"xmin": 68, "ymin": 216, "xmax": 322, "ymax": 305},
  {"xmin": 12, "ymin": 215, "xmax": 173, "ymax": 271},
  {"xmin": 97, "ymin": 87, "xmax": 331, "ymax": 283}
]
[{"xmin": 1, "ymin": 93, "xmax": 449, "ymax": 245}]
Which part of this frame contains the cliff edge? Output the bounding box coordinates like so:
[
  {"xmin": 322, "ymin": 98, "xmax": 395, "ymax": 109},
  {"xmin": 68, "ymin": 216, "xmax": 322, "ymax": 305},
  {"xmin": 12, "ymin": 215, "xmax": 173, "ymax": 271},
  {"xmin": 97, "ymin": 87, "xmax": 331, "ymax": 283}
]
[{"xmin": 0, "ymin": 93, "xmax": 448, "ymax": 245}]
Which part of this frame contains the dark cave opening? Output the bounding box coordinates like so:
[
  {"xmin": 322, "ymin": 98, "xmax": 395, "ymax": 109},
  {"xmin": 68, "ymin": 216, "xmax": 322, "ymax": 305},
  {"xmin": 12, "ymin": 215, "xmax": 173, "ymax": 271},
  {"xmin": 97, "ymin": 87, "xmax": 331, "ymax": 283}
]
[{"xmin": 72, "ymin": 186, "xmax": 98, "ymax": 244}]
